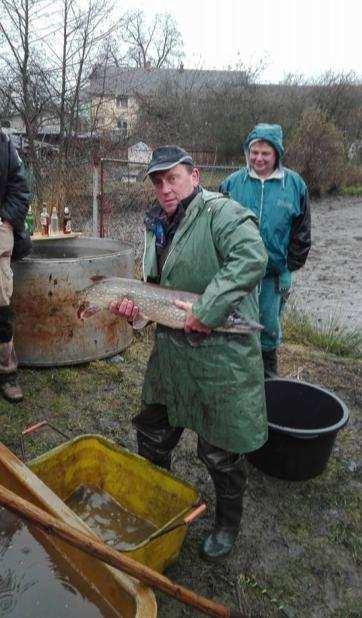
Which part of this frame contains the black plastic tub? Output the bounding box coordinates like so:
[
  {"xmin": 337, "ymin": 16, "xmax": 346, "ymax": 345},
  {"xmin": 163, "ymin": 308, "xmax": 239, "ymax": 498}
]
[{"xmin": 247, "ymin": 379, "xmax": 349, "ymax": 481}]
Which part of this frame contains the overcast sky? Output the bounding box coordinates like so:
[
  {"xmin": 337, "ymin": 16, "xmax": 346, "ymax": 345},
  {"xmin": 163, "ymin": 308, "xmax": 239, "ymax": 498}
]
[{"xmin": 117, "ymin": 0, "xmax": 361, "ymax": 83}]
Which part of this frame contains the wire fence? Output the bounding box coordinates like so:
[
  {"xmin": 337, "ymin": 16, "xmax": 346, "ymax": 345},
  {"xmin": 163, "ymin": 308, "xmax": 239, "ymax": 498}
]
[
  {"xmin": 97, "ymin": 158, "xmax": 239, "ymax": 235},
  {"xmin": 25, "ymin": 154, "xmax": 239, "ymax": 271},
  {"xmin": 93, "ymin": 158, "xmax": 239, "ymax": 272}
]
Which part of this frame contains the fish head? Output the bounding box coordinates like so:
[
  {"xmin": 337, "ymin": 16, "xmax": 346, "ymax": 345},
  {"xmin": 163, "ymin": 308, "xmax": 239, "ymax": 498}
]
[{"xmin": 227, "ymin": 312, "xmax": 264, "ymax": 333}]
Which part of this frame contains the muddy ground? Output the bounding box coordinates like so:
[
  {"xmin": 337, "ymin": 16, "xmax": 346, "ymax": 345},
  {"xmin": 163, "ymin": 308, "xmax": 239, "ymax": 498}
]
[
  {"xmin": 0, "ymin": 195, "xmax": 361, "ymax": 617},
  {"xmin": 291, "ymin": 196, "xmax": 362, "ymax": 328},
  {"xmin": 1, "ymin": 339, "xmax": 360, "ymax": 617}
]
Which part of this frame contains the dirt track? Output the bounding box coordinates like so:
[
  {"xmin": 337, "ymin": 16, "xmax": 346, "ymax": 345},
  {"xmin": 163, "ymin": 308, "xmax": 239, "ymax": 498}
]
[{"xmin": 292, "ymin": 196, "xmax": 362, "ymax": 328}]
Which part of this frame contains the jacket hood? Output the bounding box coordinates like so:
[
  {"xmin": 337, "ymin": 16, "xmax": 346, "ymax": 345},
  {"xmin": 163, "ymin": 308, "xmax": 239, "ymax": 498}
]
[{"xmin": 243, "ymin": 124, "xmax": 284, "ymax": 159}]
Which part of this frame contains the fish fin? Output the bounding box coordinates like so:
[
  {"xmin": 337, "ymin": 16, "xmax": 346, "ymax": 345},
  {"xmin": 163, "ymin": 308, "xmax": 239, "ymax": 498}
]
[
  {"xmin": 77, "ymin": 303, "xmax": 100, "ymax": 320},
  {"xmin": 132, "ymin": 316, "xmax": 149, "ymax": 330}
]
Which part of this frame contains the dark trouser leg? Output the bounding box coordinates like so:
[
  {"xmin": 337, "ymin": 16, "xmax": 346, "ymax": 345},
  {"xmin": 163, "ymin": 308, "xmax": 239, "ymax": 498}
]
[
  {"xmin": 0, "ymin": 306, "xmax": 22, "ymax": 402},
  {"xmin": 0, "ymin": 305, "xmax": 14, "ymax": 345},
  {"xmin": 132, "ymin": 403, "xmax": 183, "ymax": 470},
  {"xmin": 259, "ymin": 276, "xmax": 283, "ymax": 379},
  {"xmin": 261, "ymin": 348, "xmax": 278, "ymax": 379},
  {"xmin": 197, "ymin": 437, "xmax": 247, "ymax": 562}
]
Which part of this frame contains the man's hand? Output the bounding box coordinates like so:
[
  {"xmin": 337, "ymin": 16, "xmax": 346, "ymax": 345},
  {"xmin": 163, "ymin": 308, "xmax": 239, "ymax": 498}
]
[
  {"xmin": 108, "ymin": 298, "xmax": 139, "ymax": 322},
  {"xmin": 173, "ymin": 300, "xmax": 211, "ymax": 334}
]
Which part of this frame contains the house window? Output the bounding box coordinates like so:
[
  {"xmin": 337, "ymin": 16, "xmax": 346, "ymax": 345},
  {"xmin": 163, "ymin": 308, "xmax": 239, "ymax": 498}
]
[
  {"xmin": 0, "ymin": 120, "xmax": 10, "ymax": 128},
  {"xmin": 117, "ymin": 118, "xmax": 128, "ymax": 132},
  {"xmin": 116, "ymin": 95, "xmax": 128, "ymax": 109}
]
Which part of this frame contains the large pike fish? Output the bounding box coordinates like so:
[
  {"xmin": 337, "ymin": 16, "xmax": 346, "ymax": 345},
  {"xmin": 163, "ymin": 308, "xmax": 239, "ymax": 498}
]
[{"xmin": 77, "ymin": 277, "xmax": 263, "ymax": 334}]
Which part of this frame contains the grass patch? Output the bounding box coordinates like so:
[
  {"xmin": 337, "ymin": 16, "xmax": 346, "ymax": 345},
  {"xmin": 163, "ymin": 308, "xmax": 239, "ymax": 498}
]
[
  {"xmin": 283, "ymin": 308, "xmax": 362, "ymax": 358},
  {"xmin": 340, "ymin": 185, "xmax": 362, "ymax": 197},
  {"xmin": 328, "ymin": 521, "xmax": 362, "ymax": 564},
  {"xmin": 237, "ymin": 572, "xmax": 291, "ymax": 616}
]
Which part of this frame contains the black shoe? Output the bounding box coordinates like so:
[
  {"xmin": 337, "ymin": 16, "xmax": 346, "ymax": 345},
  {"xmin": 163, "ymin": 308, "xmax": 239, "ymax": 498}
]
[
  {"xmin": 0, "ymin": 374, "xmax": 23, "ymax": 403},
  {"xmin": 137, "ymin": 438, "xmax": 172, "ymax": 470}
]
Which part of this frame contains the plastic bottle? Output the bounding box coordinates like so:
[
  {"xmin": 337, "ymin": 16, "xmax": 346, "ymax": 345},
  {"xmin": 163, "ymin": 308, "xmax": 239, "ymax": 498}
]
[
  {"xmin": 50, "ymin": 206, "xmax": 59, "ymax": 235},
  {"xmin": 40, "ymin": 204, "xmax": 50, "ymax": 236},
  {"xmin": 62, "ymin": 206, "xmax": 72, "ymax": 234},
  {"xmin": 25, "ymin": 205, "xmax": 34, "ymax": 236}
]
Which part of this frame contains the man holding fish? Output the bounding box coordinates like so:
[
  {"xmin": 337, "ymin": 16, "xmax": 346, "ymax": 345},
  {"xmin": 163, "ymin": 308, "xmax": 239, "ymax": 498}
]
[{"xmin": 108, "ymin": 145, "xmax": 268, "ymax": 562}]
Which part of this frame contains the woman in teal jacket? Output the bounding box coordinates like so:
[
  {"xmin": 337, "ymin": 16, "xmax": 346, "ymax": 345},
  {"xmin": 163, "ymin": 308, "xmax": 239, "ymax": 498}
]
[{"xmin": 220, "ymin": 124, "xmax": 311, "ymax": 377}]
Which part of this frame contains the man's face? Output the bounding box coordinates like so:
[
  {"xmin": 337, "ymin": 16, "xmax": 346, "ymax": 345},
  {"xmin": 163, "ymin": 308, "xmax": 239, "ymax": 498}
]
[
  {"xmin": 150, "ymin": 164, "xmax": 199, "ymax": 217},
  {"xmin": 249, "ymin": 141, "xmax": 277, "ymax": 178}
]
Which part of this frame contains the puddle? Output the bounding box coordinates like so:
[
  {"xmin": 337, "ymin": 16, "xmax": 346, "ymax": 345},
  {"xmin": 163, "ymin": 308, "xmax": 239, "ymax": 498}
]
[{"xmin": 0, "ymin": 507, "xmax": 119, "ymax": 617}]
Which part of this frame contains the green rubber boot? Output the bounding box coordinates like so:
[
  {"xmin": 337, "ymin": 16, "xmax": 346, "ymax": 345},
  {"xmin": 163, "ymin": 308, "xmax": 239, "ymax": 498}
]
[
  {"xmin": 200, "ymin": 493, "xmax": 243, "ymax": 562},
  {"xmin": 198, "ymin": 441, "xmax": 246, "ymax": 563}
]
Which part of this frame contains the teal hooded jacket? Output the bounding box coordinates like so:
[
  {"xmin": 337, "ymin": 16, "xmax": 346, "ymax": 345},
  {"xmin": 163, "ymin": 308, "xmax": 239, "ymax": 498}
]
[{"xmin": 220, "ymin": 124, "xmax": 311, "ymax": 276}]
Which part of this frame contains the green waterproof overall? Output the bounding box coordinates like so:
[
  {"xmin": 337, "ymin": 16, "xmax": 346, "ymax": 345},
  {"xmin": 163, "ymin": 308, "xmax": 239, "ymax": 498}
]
[{"xmin": 140, "ymin": 188, "xmax": 268, "ymax": 454}]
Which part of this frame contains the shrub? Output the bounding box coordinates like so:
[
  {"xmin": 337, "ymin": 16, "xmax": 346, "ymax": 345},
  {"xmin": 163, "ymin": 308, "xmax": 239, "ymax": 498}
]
[
  {"xmin": 339, "ymin": 164, "xmax": 362, "ymax": 196},
  {"xmin": 285, "ymin": 107, "xmax": 347, "ymax": 196},
  {"xmin": 343, "ymin": 164, "xmax": 362, "ymax": 186}
]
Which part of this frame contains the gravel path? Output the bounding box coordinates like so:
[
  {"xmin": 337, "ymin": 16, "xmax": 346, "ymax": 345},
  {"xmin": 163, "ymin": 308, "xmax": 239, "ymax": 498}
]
[{"xmin": 292, "ymin": 196, "xmax": 362, "ymax": 329}]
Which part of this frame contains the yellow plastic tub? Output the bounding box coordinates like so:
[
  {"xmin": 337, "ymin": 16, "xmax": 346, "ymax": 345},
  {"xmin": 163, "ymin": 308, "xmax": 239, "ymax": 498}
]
[
  {"xmin": 0, "ymin": 440, "xmax": 157, "ymax": 618},
  {"xmin": 29, "ymin": 434, "xmax": 201, "ymax": 573}
]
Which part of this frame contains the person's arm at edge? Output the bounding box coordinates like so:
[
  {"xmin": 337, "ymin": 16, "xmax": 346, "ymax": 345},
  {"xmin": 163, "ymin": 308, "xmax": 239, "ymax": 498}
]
[
  {"xmin": 287, "ymin": 187, "xmax": 311, "ymax": 272},
  {"xmin": 0, "ymin": 137, "xmax": 30, "ymax": 231}
]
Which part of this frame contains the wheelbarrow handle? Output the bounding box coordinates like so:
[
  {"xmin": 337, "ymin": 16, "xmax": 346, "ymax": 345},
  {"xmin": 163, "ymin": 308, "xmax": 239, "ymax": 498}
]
[
  {"xmin": 20, "ymin": 420, "xmax": 69, "ymax": 461},
  {"xmin": 143, "ymin": 501, "xmax": 207, "ymax": 544},
  {"xmin": 184, "ymin": 502, "xmax": 207, "ymax": 525}
]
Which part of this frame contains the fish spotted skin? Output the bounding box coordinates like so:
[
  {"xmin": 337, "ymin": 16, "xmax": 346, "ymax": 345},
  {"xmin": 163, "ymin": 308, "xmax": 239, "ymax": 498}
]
[{"xmin": 77, "ymin": 277, "xmax": 263, "ymax": 334}]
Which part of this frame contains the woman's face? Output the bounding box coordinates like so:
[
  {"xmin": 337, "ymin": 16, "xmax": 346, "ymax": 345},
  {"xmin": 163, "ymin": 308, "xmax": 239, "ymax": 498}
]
[{"xmin": 249, "ymin": 141, "xmax": 277, "ymax": 178}]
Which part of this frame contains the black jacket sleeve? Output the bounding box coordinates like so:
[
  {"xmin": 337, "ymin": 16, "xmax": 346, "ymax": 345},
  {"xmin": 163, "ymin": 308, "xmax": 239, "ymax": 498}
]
[
  {"xmin": 287, "ymin": 189, "xmax": 311, "ymax": 271},
  {"xmin": 0, "ymin": 133, "xmax": 31, "ymax": 232}
]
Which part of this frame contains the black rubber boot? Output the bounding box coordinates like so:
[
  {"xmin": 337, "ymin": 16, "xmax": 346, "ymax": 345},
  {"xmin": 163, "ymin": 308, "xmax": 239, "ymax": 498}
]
[
  {"xmin": 132, "ymin": 403, "xmax": 183, "ymax": 471},
  {"xmin": 262, "ymin": 348, "xmax": 278, "ymax": 379},
  {"xmin": 198, "ymin": 439, "xmax": 246, "ymax": 562}
]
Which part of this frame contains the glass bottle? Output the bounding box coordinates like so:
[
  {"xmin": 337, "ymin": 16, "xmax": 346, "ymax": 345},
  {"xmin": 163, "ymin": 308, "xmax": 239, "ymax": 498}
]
[
  {"xmin": 62, "ymin": 206, "xmax": 72, "ymax": 234},
  {"xmin": 25, "ymin": 204, "xmax": 34, "ymax": 236},
  {"xmin": 40, "ymin": 204, "xmax": 50, "ymax": 236},
  {"xmin": 50, "ymin": 206, "xmax": 59, "ymax": 235}
]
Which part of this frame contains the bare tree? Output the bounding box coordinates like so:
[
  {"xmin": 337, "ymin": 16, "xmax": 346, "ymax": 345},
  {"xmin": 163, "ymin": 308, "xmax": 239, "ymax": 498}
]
[
  {"xmin": 286, "ymin": 106, "xmax": 346, "ymax": 195},
  {"xmin": 0, "ymin": 0, "xmax": 52, "ymax": 198},
  {"xmin": 109, "ymin": 9, "xmax": 184, "ymax": 69},
  {"xmin": 37, "ymin": 0, "xmax": 114, "ymax": 145},
  {"xmin": 133, "ymin": 59, "xmax": 267, "ymax": 162},
  {"xmin": 0, "ymin": 0, "xmax": 115, "ymax": 205},
  {"xmin": 310, "ymin": 70, "xmax": 362, "ymax": 142}
]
